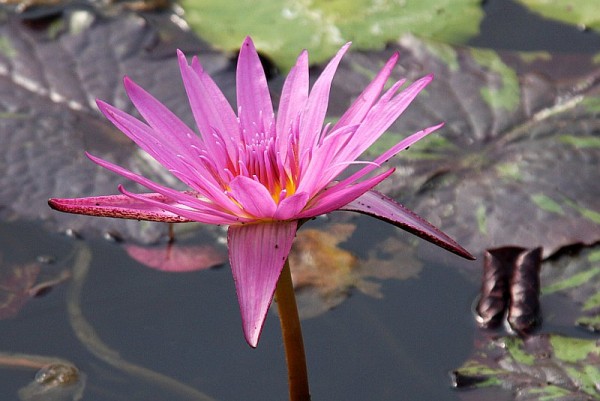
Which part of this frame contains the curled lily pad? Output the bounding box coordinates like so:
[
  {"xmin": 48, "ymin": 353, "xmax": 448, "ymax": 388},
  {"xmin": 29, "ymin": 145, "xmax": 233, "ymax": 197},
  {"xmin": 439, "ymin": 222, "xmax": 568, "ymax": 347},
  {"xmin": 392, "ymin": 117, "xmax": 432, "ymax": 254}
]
[
  {"xmin": 452, "ymin": 333, "xmax": 600, "ymax": 401},
  {"xmin": 476, "ymin": 247, "xmax": 543, "ymax": 334}
]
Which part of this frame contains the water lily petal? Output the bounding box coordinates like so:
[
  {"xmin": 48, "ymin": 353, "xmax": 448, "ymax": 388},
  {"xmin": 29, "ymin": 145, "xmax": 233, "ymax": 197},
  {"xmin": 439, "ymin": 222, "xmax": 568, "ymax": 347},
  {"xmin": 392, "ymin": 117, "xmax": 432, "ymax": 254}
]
[
  {"xmin": 178, "ymin": 50, "xmax": 239, "ymax": 167},
  {"xmin": 123, "ymin": 77, "xmax": 203, "ymax": 160},
  {"xmin": 334, "ymin": 52, "xmax": 400, "ymax": 128},
  {"xmin": 228, "ymin": 176, "xmax": 277, "ymax": 218},
  {"xmin": 340, "ymin": 190, "xmax": 475, "ymax": 260},
  {"xmin": 299, "ymin": 42, "xmax": 351, "ymax": 151},
  {"xmin": 86, "ymin": 152, "xmax": 246, "ymax": 220},
  {"xmin": 96, "ymin": 100, "xmax": 207, "ymax": 190},
  {"xmin": 339, "ymin": 74, "xmax": 434, "ymax": 162},
  {"xmin": 296, "ymin": 124, "xmax": 359, "ymax": 195},
  {"xmin": 273, "ymin": 192, "xmax": 309, "ymax": 220},
  {"xmin": 228, "ymin": 221, "xmax": 298, "ymax": 347},
  {"xmin": 118, "ymin": 185, "xmax": 245, "ymax": 225},
  {"xmin": 276, "ymin": 50, "xmax": 309, "ymax": 141},
  {"xmin": 298, "ymin": 168, "xmax": 394, "ymax": 218},
  {"xmin": 237, "ymin": 37, "xmax": 274, "ymax": 134},
  {"xmin": 336, "ymin": 123, "xmax": 444, "ymax": 188},
  {"xmin": 48, "ymin": 193, "xmax": 193, "ymax": 222}
]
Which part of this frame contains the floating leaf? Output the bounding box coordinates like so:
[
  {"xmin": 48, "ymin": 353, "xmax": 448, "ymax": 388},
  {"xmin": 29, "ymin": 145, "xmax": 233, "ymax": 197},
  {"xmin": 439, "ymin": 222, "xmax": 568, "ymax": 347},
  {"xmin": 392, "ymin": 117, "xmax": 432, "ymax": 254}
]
[
  {"xmin": 516, "ymin": 0, "xmax": 600, "ymax": 33},
  {"xmin": 0, "ymin": 10, "xmax": 232, "ymax": 243},
  {"xmin": 330, "ymin": 35, "xmax": 600, "ymax": 258},
  {"xmin": 180, "ymin": 0, "xmax": 483, "ymax": 70},
  {"xmin": 3, "ymin": 9, "xmax": 599, "ymax": 258},
  {"xmin": 452, "ymin": 333, "xmax": 600, "ymax": 401},
  {"xmin": 542, "ymin": 245, "xmax": 600, "ymax": 332}
]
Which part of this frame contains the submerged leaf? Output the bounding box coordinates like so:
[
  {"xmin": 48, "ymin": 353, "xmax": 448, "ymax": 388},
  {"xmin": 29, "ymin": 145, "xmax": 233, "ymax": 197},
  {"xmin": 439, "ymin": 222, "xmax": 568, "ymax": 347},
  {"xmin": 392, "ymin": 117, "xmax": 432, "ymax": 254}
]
[
  {"xmin": 288, "ymin": 223, "xmax": 421, "ymax": 318},
  {"xmin": 0, "ymin": 254, "xmax": 69, "ymax": 319},
  {"xmin": 0, "ymin": 260, "xmax": 40, "ymax": 319}
]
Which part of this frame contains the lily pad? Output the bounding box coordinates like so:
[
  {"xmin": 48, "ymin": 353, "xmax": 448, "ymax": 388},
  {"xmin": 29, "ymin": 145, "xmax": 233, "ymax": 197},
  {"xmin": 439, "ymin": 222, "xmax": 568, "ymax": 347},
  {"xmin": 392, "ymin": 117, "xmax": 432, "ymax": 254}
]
[
  {"xmin": 180, "ymin": 0, "xmax": 483, "ymax": 70},
  {"xmin": 328, "ymin": 35, "xmax": 600, "ymax": 259},
  {"xmin": 542, "ymin": 245, "xmax": 600, "ymax": 332},
  {"xmin": 0, "ymin": 10, "xmax": 232, "ymax": 243},
  {"xmin": 516, "ymin": 0, "xmax": 600, "ymax": 33},
  {"xmin": 2, "ymin": 8, "xmax": 599, "ymax": 259},
  {"xmin": 452, "ymin": 333, "xmax": 600, "ymax": 401}
]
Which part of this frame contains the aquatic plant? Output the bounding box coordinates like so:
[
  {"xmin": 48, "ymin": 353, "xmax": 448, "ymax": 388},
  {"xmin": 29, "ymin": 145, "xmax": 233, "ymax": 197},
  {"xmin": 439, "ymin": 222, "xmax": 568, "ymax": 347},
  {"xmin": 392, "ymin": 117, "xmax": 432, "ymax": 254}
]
[{"xmin": 50, "ymin": 36, "xmax": 473, "ymax": 400}]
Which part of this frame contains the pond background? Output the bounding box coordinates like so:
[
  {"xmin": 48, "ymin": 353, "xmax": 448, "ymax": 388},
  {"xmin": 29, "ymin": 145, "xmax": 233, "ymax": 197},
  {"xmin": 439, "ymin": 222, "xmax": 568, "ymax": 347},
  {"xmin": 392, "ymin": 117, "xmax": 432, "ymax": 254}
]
[{"xmin": 1, "ymin": 0, "xmax": 599, "ymax": 400}]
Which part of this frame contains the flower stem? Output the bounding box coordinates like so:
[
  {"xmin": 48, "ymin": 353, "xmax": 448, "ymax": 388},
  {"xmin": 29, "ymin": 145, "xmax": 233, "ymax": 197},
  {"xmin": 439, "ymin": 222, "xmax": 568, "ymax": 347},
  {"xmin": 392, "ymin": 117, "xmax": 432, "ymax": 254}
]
[{"xmin": 275, "ymin": 259, "xmax": 310, "ymax": 401}]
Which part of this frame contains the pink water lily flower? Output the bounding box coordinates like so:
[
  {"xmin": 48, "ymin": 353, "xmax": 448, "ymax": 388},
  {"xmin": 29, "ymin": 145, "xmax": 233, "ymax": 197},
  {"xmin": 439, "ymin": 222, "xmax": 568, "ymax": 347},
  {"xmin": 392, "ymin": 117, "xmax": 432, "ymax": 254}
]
[{"xmin": 49, "ymin": 37, "xmax": 473, "ymax": 347}]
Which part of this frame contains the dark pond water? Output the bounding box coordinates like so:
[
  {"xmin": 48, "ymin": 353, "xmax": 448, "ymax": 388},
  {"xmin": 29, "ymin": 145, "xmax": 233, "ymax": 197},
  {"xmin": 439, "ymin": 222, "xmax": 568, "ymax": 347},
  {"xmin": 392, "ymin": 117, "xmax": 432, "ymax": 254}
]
[
  {"xmin": 1, "ymin": 0, "xmax": 599, "ymax": 400},
  {"xmin": 1, "ymin": 217, "xmax": 476, "ymax": 401}
]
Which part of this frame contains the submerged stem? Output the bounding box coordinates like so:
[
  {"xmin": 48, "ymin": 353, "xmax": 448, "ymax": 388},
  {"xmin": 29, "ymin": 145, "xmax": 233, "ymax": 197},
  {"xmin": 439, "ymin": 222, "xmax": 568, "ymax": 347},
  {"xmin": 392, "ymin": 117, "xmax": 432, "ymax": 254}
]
[
  {"xmin": 275, "ymin": 259, "xmax": 310, "ymax": 401},
  {"xmin": 66, "ymin": 244, "xmax": 216, "ymax": 401}
]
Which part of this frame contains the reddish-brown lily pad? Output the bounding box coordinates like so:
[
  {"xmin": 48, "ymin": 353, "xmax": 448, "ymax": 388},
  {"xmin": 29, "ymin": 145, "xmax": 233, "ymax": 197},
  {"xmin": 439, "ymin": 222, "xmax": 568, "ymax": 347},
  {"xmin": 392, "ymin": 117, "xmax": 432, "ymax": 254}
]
[
  {"xmin": 0, "ymin": 9, "xmax": 232, "ymax": 243},
  {"xmin": 328, "ymin": 35, "xmax": 600, "ymax": 259},
  {"xmin": 1, "ymin": 8, "xmax": 598, "ymax": 260},
  {"xmin": 452, "ymin": 333, "xmax": 600, "ymax": 401}
]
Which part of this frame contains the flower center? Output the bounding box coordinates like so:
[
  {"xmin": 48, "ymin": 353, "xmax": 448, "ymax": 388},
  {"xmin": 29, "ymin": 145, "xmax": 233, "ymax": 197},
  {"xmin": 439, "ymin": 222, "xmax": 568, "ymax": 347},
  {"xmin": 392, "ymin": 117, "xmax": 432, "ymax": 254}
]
[{"xmin": 232, "ymin": 124, "xmax": 297, "ymax": 204}]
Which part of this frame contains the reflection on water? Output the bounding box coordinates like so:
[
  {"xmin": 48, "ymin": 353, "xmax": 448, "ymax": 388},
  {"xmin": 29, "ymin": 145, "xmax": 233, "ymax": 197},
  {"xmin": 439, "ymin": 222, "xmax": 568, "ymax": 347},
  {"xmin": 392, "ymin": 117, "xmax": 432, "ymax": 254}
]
[{"xmin": 0, "ymin": 216, "xmax": 475, "ymax": 400}]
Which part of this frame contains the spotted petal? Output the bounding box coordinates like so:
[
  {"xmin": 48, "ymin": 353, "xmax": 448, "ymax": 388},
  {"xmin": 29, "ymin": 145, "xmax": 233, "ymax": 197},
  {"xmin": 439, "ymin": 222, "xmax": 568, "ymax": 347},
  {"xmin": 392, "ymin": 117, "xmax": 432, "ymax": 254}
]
[
  {"xmin": 48, "ymin": 193, "xmax": 193, "ymax": 223},
  {"xmin": 340, "ymin": 190, "xmax": 475, "ymax": 260}
]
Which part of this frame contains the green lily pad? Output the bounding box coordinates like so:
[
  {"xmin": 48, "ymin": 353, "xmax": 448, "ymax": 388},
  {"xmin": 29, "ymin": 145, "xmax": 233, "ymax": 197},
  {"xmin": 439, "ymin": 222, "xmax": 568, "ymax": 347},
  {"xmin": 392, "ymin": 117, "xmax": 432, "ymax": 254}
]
[
  {"xmin": 516, "ymin": 0, "xmax": 600, "ymax": 33},
  {"xmin": 180, "ymin": 0, "xmax": 483, "ymax": 70},
  {"xmin": 452, "ymin": 333, "xmax": 600, "ymax": 400}
]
